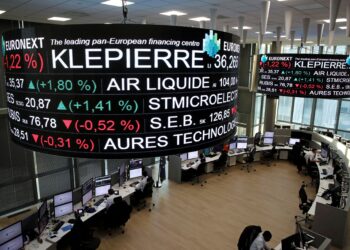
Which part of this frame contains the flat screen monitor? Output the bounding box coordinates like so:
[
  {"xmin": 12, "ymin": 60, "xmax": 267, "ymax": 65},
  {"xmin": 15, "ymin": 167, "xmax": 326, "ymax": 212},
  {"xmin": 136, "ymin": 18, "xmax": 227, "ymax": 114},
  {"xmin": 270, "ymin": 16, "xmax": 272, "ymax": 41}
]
[
  {"xmin": 129, "ymin": 168, "xmax": 142, "ymax": 179},
  {"xmin": 281, "ymin": 233, "xmax": 301, "ymax": 250},
  {"xmin": 263, "ymin": 137, "xmax": 274, "ymax": 145},
  {"xmin": 289, "ymin": 138, "xmax": 300, "ymax": 145},
  {"xmin": 82, "ymin": 178, "xmax": 93, "ymax": 195},
  {"xmin": 54, "ymin": 202, "xmax": 73, "ymax": 218},
  {"xmin": 264, "ymin": 131, "xmax": 274, "ymax": 138},
  {"xmin": 0, "ymin": 222, "xmax": 22, "ymax": 245},
  {"xmin": 82, "ymin": 190, "xmax": 93, "ymax": 206},
  {"xmin": 38, "ymin": 200, "xmax": 47, "ymax": 221},
  {"xmin": 119, "ymin": 163, "xmax": 126, "ymax": 186},
  {"xmin": 321, "ymin": 142, "xmax": 329, "ymax": 158},
  {"xmin": 202, "ymin": 148, "xmax": 211, "ymax": 156},
  {"xmin": 291, "ymin": 131, "xmax": 312, "ymax": 141},
  {"xmin": 237, "ymin": 137, "xmax": 248, "ymax": 149},
  {"xmin": 188, "ymin": 151, "xmax": 199, "ymax": 159},
  {"xmin": 0, "ymin": 235, "xmax": 23, "ymax": 250},
  {"xmin": 95, "ymin": 175, "xmax": 111, "ymax": 187},
  {"xmin": 180, "ymin": 153, "xmax": 188, "ymax": 161},
  {"xmin": 229, "ymin": 143, "xmax": 237, "ymax": 150},
  {"xmin": 95, "ymin": 185, "xmax": 110, "ymax": 197},
  {"xmin": 54, "ymin": 191, "xmax": 73, "ymax": 207},
  {"xmin": 38, "ymin": 211, "xmax": 49, "ymax": 235}
]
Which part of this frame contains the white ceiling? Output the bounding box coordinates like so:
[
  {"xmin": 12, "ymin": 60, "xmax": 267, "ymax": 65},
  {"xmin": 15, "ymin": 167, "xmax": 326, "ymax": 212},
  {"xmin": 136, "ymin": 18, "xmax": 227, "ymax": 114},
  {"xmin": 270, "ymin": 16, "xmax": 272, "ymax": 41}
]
[{"xmin": 0, "ymin": 0, "xmax": 349, "ymax": 45}]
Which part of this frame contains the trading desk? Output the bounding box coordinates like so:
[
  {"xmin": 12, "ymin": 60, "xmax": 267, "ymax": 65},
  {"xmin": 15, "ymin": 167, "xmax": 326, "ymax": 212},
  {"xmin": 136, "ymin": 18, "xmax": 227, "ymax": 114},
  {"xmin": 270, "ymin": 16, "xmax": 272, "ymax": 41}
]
[
  {"xmin": 307, "ymin": 159, "xmax": 334, "ymax": 216},
  {"xmin": 25, "ymin": 178, "xmax": 139, "ymax": 250}
]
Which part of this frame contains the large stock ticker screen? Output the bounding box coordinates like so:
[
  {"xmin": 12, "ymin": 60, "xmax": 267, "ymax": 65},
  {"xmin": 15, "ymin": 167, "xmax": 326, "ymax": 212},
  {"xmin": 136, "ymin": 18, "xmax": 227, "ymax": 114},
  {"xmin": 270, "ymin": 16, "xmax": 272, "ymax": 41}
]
[
  {"xmin": 258, "ymin": 54, "xmax": 350, "ymax": 98},
  {"xmin": 2, "ymin": 24, "xmax": 239, "ymax": 158}
]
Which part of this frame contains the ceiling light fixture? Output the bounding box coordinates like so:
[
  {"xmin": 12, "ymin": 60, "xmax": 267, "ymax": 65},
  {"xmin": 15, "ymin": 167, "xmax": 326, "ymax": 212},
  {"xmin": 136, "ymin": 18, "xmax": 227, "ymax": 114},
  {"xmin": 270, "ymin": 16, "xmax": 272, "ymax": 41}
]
[
  {"xmin": 189, "ymin": 17, "xmax": 210, "ymax": 22},
  {"xmin": 306, "ymin": 41, "xmax": 313, "ymax": 44},
  {"xmin": 104, "ymin": 22, "xmax": 112, "ymax": 24},
  {"xmin": 338, "ymin": 26, "xmax": 346, "ymax": 30},
  {"xmin": 323, "ymin": 18, "xmax": 347, "ymax": 23},
  {"xmin": 101, "ymin": 0, "xmax": 134, "ymax": 7},
  {"xmin": 255, "ymin": 31, "xmax": 273, "ymax": 34},
  {"xmin": 160, "ymin": 10, "xmax": 187, "ymax": 16},
  {"xmin": 233, "ymin": 26, "xmax": 252, "ymax": 30},
  {"xmin": 0, "ymin": 10, "xmax": 6, "ymax": 15},
  {"xmin": 47, "ymin": 17, "xmax": 71, "ymax": 22}
]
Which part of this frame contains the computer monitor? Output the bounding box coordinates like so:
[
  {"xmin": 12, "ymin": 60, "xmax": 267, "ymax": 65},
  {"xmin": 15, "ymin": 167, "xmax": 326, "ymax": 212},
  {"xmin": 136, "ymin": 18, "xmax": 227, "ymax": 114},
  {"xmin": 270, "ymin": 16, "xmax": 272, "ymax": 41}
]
[
  {"xmin": 0, "ymin": 221, "xmax": 22, "ymax": 245},
  {"xmin": 129, "ymin": 159, "xmax": 143, "ymax": 179},
  {"xmin": 263, "ymin": 137, "xmax": 274, "ymax": 145},
  {"xmin": 95, "ymin": 185, "xmax": 111, "ymax": 197},
  {"xmin": 82, "ymin": 190, "xmax": 93, "ymax": 206},
  {"xmin": 291, "ymin": 131, "xmax": 312, "ymax": 141},
  {"xmin": 289, "ymin": 138, "xmax": 300, "ymax": 145},
  {"xmin": 0, "ymin": 235, "xmax": 23, "ymax": 250},
  {"xmin": 321, "ymin": 142, "xmax": 329, "ymax": 159},
  {"xmin": 281, "ymin": 233, "xmax": 301, "ymax": 250},
  {"xmin": 180, "ymin": 153, "xmax": 188, "ymax": 161},
  {"xmin": 264, "ymin": 131, "xmax": 274, "ymax": 138},
  {"xmin": 188, "ymin": 151, "xmax": 199, "ymax": 159},
  {"xmin": 54, "ymin": 191, "xmax": 73, "ymax": 207},
  {"xmin": 54, "ymin": 202, "xmax": 73, "ymax": 218},
  {"xmin": 95, "ymin": 175, "xmax": 111, "ymax": 187},
  {"xmin": 38, "ymin": 200, "xmax": 47, "ymax": 220},
  {"xmin": 202, "ymin": 148, "xmax": 211, "ymax": 156},
  {"xmin": 119, "ymin": 163, "xmax": 126, "ymax": 186},
  {"xmin": 229, "ymin": 142, "xmax": 237, "ymax": 150},
  {"xmin": 237, "ymin": 137, "xmax": 248, "ymax": 149}
]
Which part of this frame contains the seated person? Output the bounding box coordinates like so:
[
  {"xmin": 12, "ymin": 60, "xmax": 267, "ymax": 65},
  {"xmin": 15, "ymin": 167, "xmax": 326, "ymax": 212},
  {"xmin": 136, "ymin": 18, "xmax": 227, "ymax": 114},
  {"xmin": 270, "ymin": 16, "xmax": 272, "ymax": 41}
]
[
  {"xmin": 105, "ymin": 197, "xmax": 132, "ymax": 233},
  {"xmin": 299, "ymin": 183, "xmax": 312, "ymax": 206},
  {"xmin": 304, "ymin": 148, "xmax": 319, "ymax": 168},
  {"xmin": 249, "ymin": 231, "xmax": 272, "ymax": 250},
  {"xmin": 214, "ymin": 150, "xmax": 228, "ymax": 170},
  {"xmin": 105, "ymin": 189, "xmax": 117, "ymax": 209},
  {"xmin": 131, "ymin": 171, "xmax": 149, "ymax": 205}
]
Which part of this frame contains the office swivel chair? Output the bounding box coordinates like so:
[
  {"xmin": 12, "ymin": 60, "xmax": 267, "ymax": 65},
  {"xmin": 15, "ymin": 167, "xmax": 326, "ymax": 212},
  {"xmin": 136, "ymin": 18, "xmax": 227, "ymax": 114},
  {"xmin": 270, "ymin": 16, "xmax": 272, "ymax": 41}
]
[
  {"xmin": 261, "ymin": 146, "xmax": 277, "ymax": 167},
  {"xmin": 295, "ymin": 183, "xmax": 313, "ymax": 227},
  {"xmin": 70, "ymin": 214, "xmax": 101, "ymax": 250},
  {"xmin": 241, "ymin": 147, "xmax": 256, "ymax": 173},
  {"xmin": 105, "ymin": 197, "xmax": 132, "ymax": 235},
  {"xmin": 134, "ymin": 177, "xmax": 155, "ymax": 211},
  {"xmin": 214, "ymin": 151, "xmax": 228, "ymax": 176},
  {"xmin": 237, "ymin": 225, "xmax": 262, "ymax": 250},
  {"xmin": 192, "ymin": 161, "xmax": 207, "ymax": 186}
]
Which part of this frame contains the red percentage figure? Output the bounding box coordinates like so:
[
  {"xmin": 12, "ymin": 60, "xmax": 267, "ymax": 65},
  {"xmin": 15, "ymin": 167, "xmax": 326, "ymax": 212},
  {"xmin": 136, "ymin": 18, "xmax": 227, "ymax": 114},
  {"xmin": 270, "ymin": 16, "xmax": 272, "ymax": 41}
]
[
  {"xmin": 24, "ymin": 53, "xmax": 38, "ymax": 69},
  {"xmin": 120, "ymin": 120, "xmax": 135, "ymax": 131},
  {"xmin": 76, "ymin": 138, "xmax": 90, "ymax": 150}
]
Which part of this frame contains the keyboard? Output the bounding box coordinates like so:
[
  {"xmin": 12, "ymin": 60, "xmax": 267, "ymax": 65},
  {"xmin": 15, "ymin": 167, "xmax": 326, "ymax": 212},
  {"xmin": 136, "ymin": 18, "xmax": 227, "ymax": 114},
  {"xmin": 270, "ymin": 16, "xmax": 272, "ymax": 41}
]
[
  {"xmin": 52, "ymin": 221, "xmax": 64, "ymax": 232},
  {"xmin": 94, "ymin": 198, "xmax": 105, "ymax": 207},
  {"xmin": 130, "ymin": 181, "xmax": 139, "ymax": 187}
]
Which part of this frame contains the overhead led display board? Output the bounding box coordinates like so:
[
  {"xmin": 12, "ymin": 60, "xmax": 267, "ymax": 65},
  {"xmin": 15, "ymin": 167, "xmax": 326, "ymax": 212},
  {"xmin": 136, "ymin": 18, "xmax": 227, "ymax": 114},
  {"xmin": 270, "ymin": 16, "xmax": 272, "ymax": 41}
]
[
  {"xmin": 2, "ymin": 24, "xmax": 240, "ymax": 158},
  {"xmin": 258, "ymin": 54, "xmax": 350, "ymax": 98}
]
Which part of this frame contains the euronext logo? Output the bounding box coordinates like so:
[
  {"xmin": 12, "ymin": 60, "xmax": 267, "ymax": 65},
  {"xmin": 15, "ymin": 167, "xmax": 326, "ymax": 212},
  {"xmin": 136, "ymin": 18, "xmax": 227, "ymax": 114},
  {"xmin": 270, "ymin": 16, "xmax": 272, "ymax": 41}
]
[{"xmin": 203, "ymin": 30, "xmax": 221, "ymax": 58}]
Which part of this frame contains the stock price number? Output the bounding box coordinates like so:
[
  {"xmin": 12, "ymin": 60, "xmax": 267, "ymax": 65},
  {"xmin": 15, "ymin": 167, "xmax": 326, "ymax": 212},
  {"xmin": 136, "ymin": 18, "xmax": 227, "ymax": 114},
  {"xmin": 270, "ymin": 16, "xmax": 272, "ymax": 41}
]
[
  {"xmin": 6, "ymin": 78, "xmax": 24, "ymax": 90},
  {"xmin": 25, "ymin": 97, "xmax": 51, "ymax": 110},
  {"xmin": 209, "ymin": 109, "xmax": 231, "ymax": 122},
  {"xmin": 29, "ymin": 116, "xmax": 57, "ymax": 129},
  {"xmin": 214, "ymin": 55, "xmax": 239, "ymax": 70},
  {"xmin": 10, "ymin": 126, "xmax": 28, "ymax": 141}
]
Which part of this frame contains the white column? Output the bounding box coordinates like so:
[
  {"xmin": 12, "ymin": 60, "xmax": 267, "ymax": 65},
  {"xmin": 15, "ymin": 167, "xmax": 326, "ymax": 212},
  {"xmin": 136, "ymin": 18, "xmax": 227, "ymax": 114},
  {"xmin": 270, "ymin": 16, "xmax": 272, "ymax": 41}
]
[
  {"xmin": 199, "ymin": 21, "xmax": 205, "ymax": 29},
  {"xmin": 317, "ymin": 23, "xmax": 324, "ymax": 46},
  {"xmin": 329, "ymin": 0, "xmax": 341, "ymax": 31},
  {"xmin": 210, "ymin": 8, "xmax": 217, "ymax": 30},
  {"xmin": 285, "ymin": 10, "xmax": 293, "ymax": 39},
  {"xmin": 223, "ymin": 24, "xmax": 229, "ymax": 32},
  {"xmin": 238, "ymin": 16, "xmax": 245, "ymax": 41},
  {"xmin": 346, "ymin": 3, "xmax": 350, "ymax": 37},
  {"xmin": 290, "ymin": 30, "xmax": 295, "ymax": 49},
  {"xmin": 142, "ymin": 17, "xmax": 147, "ymax": 24},
  {"xmin": 276, "ymin": 26, "xmax": 282, "ymax": 53},
  {"xmin": 242, "ymin": 30, "xmax": 248, "ymax": 48},
  {"xmin": 302, "ymin": 17, "xmax": 310, "ymax": 43},
  {"xmin": 261, "ymin": 1, "xmax": 271, "ymax": 35}
]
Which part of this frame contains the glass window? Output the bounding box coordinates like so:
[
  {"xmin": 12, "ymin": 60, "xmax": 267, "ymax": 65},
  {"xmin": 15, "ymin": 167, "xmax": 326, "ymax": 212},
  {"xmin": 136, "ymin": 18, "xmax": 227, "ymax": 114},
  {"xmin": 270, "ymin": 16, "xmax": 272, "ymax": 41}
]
[
  {"xmin": 292, "ymin": 97, "xmax": 313, "ymax": 125},
  {"xmin": 338, "ymin": 101, "xmax": 350, "ymax": 131},
  {"xmin": 314, "ymin": 99, "xmax": 338, "ymax": 129},
  {"xmin": 277, "ymin": 96, "xmax": 293, "ymax": 122},
  {"xmin": 337, "ymin": 131, "xmax": 350, "ymax": 140}
]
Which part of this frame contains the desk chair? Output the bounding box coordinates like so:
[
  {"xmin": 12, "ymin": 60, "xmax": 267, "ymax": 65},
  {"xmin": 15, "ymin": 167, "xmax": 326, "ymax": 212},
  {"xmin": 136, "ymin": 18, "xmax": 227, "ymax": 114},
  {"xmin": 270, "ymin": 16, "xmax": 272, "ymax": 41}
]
[
  {"xmin": 70, "ymin": 216, "xmax": 101, "ymax": 250},
  {"xmin": 306, "ymin": 163, "xmax": 319, "ymax": 188},
  {"xmin": 261, "ymin": 147, "xmax": 277, "ymax": 167},
  {"xmin": 214, "ymin": 152, "xmax": 228, "ymax": 176},
  {"xmin": 105, "ymin": 198, "xmax": 132, "ymax": 235},
  {"xmin": 134, "ymin": 178, "xmax": 155, "ymax": 212},
  {"xmin": 192, "ymin": 162, "xmax": 207, "ymax": 186},
  {"xmin": 295, "ymin": 184, "xmax": 313, "ymax": 227},
  {"xmin": 241, "ymin": 147, "xmax": 256, "ymax": 173}
]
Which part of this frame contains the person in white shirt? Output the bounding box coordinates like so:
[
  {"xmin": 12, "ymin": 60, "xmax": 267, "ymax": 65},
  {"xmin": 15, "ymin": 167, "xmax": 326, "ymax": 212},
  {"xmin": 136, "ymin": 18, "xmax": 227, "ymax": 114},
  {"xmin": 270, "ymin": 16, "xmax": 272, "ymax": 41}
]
[
  {"xmin": 250, "ymin": 231, "xmax": 272, "ymax": 250},
  {"xmin": 304, "ymin": 148, "xmax": 318, "ymax": 166},
  {"xmin": 135, "ymin": 171, "xmax": 148, "ymax": 192},
  {"xmin": 105, "ymin": 189, "xmax": 118, "ymax": 209}
]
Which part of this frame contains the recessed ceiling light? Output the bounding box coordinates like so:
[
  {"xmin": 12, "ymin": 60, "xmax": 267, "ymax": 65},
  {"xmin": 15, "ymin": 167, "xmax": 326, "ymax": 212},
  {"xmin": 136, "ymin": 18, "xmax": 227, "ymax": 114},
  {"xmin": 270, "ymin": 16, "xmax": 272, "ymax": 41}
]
[
  {"xmin": 255, "ymin": 31, "xmax": 273, "ymax": 34},
  {"xmin": 101, "ymin": 0, "xmax": 134, "ymax": 7},
  {"xmin": 294, "ymin": 38, "xmax": 302, "ymax": 41},
  {"xmin": 323, "ymin": 18, "xmax": 347, "ymax": 23},
  {"xmin": 338, "ymin": 26, "xmax": 347, "ymax": 30},
  {"xmin": 47, "ymin": 17, "xmax": 71, "ymax": 22},
  {"xmin": 104, "ymin": 22, "xmax": 112, "ymax": 24},
  {"xmin": 306, "ymin": 41, "xmax": 313, "ymax": 44},
  {"xmin": 274, "ymin": 35, "xmax": 286, "ymax": 38},
  {"xmin": 160, "ymin": 10, "xmax": 187, "ymax": 16},
  {"xmin": 189, "ymin": 17, "xmax": 210, "ymax": 22},
  {"xmin": 0, "ymin": 10, "xmax": 6, "ymax": 15},
  {"xmin": 232, "ymin": 26, "xmax": 252, "ymax": 30}
]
